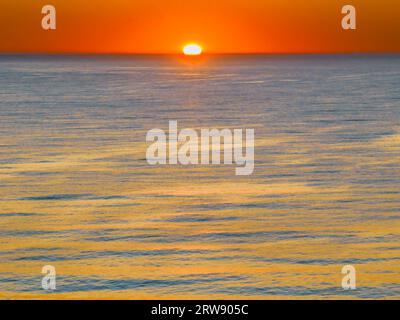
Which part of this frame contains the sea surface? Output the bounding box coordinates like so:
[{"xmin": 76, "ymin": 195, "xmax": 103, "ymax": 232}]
[{"xmin": 0, "ymin": 54, "xmax": 399, "ymax": 299}]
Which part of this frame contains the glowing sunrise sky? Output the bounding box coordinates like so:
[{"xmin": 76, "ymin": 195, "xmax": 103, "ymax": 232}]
[{"xmin": 0, "ymin": 0, "xmax": 399, "ymax": 53}]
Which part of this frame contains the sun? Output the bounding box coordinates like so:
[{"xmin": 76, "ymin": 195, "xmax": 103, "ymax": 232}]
[{"xmin": 183, "ymin": 44, "xmax": 202, "ymax": 56}]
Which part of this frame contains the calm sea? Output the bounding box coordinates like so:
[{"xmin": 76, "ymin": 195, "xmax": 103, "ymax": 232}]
[{"xmin": 0, "ymin": 55, "xmax": 399, "ymax": 299}]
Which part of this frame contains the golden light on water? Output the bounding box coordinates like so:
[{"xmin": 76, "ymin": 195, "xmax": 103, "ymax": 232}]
[{"xmin": 183, "ymin": 44, "xmax": 202, "ymax": 55}]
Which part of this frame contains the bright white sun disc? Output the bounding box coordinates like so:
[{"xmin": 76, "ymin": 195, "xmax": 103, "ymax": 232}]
[{"xmin": 183, "ymin": 44, "xmax": 202, "ymax": 55}]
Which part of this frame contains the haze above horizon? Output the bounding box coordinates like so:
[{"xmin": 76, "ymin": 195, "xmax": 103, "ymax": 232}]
[{"xmin": 1, "ymin": 0, "xmax": 399, "ymax": 53}]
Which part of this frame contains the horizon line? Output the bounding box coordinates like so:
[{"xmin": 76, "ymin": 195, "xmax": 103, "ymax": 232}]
[{"xmin": 1, "ymin": 51, "xmax": 400, "ymax": 56}]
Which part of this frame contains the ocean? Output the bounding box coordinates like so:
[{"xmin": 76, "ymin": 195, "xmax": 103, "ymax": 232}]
[{"xmin": 0, "ymin": 54, "xmax": 399, "ymax": 299}]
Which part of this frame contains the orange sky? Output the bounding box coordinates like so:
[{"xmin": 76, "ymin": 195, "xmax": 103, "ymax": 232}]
[{"xmin": 0, "ymin": 0, "xmax": 399, "ymax": 53}]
